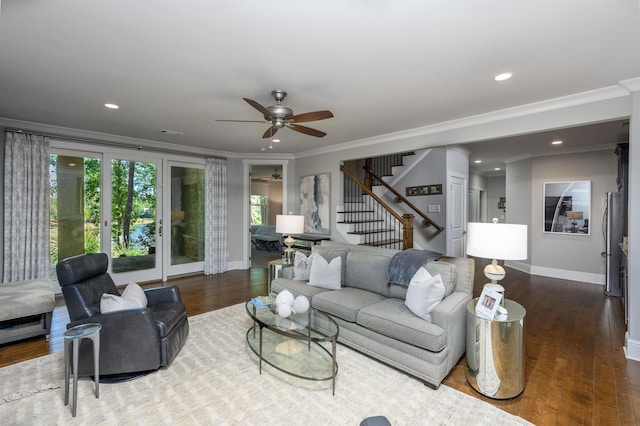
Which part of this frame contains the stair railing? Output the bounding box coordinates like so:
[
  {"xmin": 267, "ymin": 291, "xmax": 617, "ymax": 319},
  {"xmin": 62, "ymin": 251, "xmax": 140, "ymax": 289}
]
[
  {"xmin": 363, "ymin": 165, "xmax": 445, "ymax": 232},
  {"xmin": 341, "ymin": 165, "xmax": 414, "ymax": 250}
]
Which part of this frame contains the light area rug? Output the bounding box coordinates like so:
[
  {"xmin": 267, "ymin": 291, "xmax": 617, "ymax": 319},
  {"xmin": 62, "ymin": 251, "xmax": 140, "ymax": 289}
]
[{"xmin": 0, "ymin": 303, "xmax": 532, "ymax": 425}]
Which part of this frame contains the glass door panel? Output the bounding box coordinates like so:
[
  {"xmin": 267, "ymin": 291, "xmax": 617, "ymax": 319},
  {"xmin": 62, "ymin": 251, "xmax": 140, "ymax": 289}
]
[
  {"xmin": 110, "ymin": 159, "xmax": 159, "ymax": 275},
  {"xmin": 167, "ymin": 164, "xmax": 205, "ymax": 276},
  {"xmin": 49, "ymin": 154, "xmax": 101, "ymax": 282}
]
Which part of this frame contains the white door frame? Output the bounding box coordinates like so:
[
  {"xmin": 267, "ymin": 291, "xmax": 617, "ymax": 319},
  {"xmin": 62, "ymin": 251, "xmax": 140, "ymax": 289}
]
[{"xmin": 242, "ymin": 159, "xmax": 290, "ymax": 268}]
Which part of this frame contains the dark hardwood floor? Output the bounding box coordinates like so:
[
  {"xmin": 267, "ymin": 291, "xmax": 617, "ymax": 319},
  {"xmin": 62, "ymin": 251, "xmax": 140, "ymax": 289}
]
[{"xmin": 1, "ymin": 264, "xmax": 638, "ymax": 425}]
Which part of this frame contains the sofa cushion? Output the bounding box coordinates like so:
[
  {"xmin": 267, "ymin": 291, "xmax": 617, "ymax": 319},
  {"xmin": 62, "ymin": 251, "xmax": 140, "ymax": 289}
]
[
  {"xmin": 388, "ymin": 260, "xmax": 457, "ymax": 299},
  {"xmin": 356, "ymin": 298, "xmax": 447, "ymax": 352},
  {"xmin": 345, "ymin": 251, "xmax": 393, "ymax": 297},
  {"xmin": 404, "ymin": 269, "xmax": 445, "ymax": 322},
  {"xmin": 425, "ymin": 261, "xmax": 457, "ymax": 297},
  {"xmin": 272, "ymin": 278, "xmax": 329, "ymax": 301},
  {"xmin": 312, "ymin": 288, "xmax": 386, "ymax": 323},
  {"xmin": 311, "ymin": 246, "xmax": 349, "ymax": 285}
]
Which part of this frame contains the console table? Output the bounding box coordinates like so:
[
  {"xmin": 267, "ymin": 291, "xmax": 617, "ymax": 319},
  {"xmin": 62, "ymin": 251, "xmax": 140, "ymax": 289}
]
[{"xmin": 290, "ymin": 234, "xmax": 330, "ymax": 249}]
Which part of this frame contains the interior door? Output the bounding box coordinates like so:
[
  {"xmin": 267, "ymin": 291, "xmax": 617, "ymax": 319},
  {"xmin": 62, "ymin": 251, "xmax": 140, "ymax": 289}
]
[
  {"xmin": 447, "ymin": 174, "xmax": 467, "ymax": 257},
  {"xmin": 103, "ymin": 155, "xmax": 162, "ymax": 284}
]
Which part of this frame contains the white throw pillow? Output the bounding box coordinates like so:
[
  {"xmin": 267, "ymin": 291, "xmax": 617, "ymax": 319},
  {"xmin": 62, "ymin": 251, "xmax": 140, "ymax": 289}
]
[
  {"xmin": 293, "ymin": 251, "xmax": 316, "ymax": 281},
  {"xmin": 308, "ymin": 254, "xmax": 342, "ymax": 289},
  {"xmin": 404, "ymin": 267, "xmax": 445, "ymax": 322},
  {"xmin": 100, "ymin": 282, "xmax": 148, "ymax": 313}
]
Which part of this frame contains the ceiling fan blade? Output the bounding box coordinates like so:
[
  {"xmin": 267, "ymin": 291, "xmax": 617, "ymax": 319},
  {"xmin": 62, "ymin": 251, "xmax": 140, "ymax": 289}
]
[
  {"xmin": 289, "ymin": 110, "xmax": 334, "ymax": 123},
  {"xmin": 262, "ymin": 126, "xmax": 279, "ymax": 139},
  {"xmin": 288, "ymin": 124, "xmax": 327, "ymax": 138},
  {"xmin": 216, "ymin": 119, "xmax": 266, "ymax": 123},
  {"xmin": 244, "ymin": 98, "xmax": 273, "ymax": 119}
]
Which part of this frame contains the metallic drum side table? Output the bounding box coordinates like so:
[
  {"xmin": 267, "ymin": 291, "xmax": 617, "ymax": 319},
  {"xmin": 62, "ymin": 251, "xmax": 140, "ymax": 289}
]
[
  {"xmin": 267, "ymin": 258, "xmax": 287, "ymax": 294},
  {"xmin": 466, "ymin": 298, "xmax": 525, "ymax": 399},
  {"xmin": 64, "ymin": 323, "xmax": 101, "ymax": 417}
]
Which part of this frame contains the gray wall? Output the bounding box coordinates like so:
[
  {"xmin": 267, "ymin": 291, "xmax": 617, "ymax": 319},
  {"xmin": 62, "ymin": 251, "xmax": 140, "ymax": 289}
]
[
  {"xmin": 531, "ymin": 149, "xmax": 618, "ymax": 280},
  {"xmin": 487, "ymin": 176, "xmax": 506, "ymax": 222},
  {"xmin": 0, "ymin": 128, "xmax": 4, "ymax": 281}
]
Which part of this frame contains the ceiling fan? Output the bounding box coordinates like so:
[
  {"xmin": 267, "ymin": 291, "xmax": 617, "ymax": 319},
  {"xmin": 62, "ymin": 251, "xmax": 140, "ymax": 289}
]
[{"xmin": 217, "ymin": 90, "xmax": 333, "ymax": 138}]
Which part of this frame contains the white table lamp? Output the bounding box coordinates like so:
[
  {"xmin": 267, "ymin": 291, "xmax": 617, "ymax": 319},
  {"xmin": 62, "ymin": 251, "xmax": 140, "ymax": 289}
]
[
  {"xmin": 276, "ymin": 214, "xmax": 304, "ymax": 264},
  {"xmin": 466, "ymin": 218, "xmax": 528, "ymax": 310}
]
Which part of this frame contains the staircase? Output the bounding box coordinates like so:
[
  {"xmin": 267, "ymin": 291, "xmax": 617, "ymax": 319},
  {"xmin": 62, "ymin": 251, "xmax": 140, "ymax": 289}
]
[{"xmin": 338, "ymin": 151, "xmax": 443, "ymax": 250}]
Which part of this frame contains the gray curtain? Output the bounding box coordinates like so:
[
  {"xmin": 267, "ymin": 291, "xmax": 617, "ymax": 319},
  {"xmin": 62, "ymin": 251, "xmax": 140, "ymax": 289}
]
[
  {"xmin": 3, "ymin": 132, "xmax": 50, "ymax": 282},
  {"xmin": 204, "ymin": 158, "xmax": 228, "ymax": 275}
]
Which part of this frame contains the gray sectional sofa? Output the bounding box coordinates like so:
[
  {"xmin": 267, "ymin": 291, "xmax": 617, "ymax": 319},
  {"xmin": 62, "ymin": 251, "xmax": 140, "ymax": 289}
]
[{"xmin": 271, "ymin": 241, "xmax": 474, "ymax": 389}]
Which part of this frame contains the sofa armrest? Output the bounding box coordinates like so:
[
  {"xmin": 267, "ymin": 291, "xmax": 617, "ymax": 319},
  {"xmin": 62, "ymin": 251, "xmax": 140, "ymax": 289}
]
[
  {"xmin": 144, "ymin": 286, "xmax": 183, "ymax": 305},
  {"xmin": 432, "ymin": 291, "xmax": 472, "ymax": 370}
]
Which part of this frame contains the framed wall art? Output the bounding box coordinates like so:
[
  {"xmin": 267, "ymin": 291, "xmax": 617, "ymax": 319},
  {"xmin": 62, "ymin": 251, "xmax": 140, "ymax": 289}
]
[
  {"xmin": 543, "ymin": 180, "xmax": 591, "ymax": 235},
  {"xmin": 299, "ymin": 173, "xmax": 330, "ymax": 234}
]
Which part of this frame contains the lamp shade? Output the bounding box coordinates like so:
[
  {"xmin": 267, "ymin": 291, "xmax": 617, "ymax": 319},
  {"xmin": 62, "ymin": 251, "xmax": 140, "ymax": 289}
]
[
  {"xmin": 466, "ymin": 220, "xmax": 527, "ymax": 261},
  {"xmin": 276, "ymin": 214, "xmax": 304, "ymax": 235}
]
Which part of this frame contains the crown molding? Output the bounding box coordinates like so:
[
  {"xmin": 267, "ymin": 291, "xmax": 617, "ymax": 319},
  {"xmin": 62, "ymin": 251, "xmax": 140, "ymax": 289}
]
[{"xmin": 295, "ymin": 82, "xmax": 635, "ymax": 159}]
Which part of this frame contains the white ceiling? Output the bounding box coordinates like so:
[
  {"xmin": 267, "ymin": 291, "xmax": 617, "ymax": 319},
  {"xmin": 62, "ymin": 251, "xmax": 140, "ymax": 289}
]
[{"xmin": 1, "ymin": 1, "xmax": 638, "ymax": 163}]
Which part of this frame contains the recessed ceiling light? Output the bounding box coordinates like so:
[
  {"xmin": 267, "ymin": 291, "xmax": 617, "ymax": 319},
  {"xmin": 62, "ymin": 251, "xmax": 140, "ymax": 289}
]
[
  {"xmin": 494, "ymin": 167, "xmax": 501, "ymax": 171},
  {"xmin": 494, "ymin": 72, "xmax": 512, "ymax": 82},
  {"xmin": 474, "ymin": 160, "xmax": 482, "ymax": 164},
  {"xmin": 272, "ymin": 138, "xmax": 280, "ymax": 143},
  {"xmin": 104, "ymin": 103, "xmax": 119, "ymax": 109},
  {"xmin": 551, "ymin": 140, "xmax": 563, "ymax": 145}
]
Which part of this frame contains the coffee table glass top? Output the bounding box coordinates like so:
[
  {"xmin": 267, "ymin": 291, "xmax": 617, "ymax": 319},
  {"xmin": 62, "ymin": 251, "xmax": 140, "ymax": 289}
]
[
  {"xmin": 245, "ymin": 300, "xmax": 339, "ymax": 389},
  {"xmin": 245, "ymin": 300, "xmax": 338, "ymax": 341}
]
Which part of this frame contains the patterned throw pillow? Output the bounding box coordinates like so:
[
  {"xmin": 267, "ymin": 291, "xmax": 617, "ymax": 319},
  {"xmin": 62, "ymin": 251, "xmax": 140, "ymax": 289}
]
[{"xmin": 293, "ymin": 251, "xmax": 316, "ymax": 281}]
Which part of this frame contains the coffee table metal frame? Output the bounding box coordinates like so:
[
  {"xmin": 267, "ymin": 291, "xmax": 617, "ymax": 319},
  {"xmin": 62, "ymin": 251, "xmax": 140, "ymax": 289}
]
[{"xmin": 245, "ymin": 300, "xmax": 339, "ymax": 394}]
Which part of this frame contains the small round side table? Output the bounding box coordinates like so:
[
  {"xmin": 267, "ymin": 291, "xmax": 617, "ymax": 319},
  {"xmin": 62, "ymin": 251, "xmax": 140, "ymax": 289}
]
[
  {"xmin": 466, "ymin": 298, "xmax": 526, "ymax": 399},
  {"xmin": 64, "ymin": 323, "xmax": 101, "ymax": 417},
  {"xmin": 267, "ymin": 258, "xmax": 287, "ymax": 294}
]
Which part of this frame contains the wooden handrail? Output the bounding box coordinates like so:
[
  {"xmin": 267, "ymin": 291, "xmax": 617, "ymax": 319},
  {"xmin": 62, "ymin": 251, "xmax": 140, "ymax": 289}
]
[
  {"xmin": 363, "ymin": 165, "xmax": 445, "ymax": 232},
  {"xmin": 341, "ymin": 165, "xmax": 415, "ymax": 249}
]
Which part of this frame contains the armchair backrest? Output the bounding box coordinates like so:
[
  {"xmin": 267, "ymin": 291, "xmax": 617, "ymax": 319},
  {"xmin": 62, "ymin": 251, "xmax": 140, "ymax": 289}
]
[{"xmin": 56, "ymin": 253, "xmax": 120, "ymax": 321}]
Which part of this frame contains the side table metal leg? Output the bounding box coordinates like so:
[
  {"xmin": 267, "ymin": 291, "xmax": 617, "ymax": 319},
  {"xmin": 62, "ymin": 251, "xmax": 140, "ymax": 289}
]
[
  {"xmin": 72, "ymin": 340, "xmax": 80, "ymax": 417},
  {"xmin": 64, "ymin": 339, "xmax": 70, "ymax": 406},
  {"xmin": 92, "ymin": 333, "xmax": 100, "ymax": 398}
]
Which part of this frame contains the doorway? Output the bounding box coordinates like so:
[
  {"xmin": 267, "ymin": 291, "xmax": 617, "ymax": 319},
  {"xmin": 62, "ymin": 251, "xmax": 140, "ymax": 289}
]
[{"xmin": 249, "ymin": 164, "xmax": 285, "ymax": 268}]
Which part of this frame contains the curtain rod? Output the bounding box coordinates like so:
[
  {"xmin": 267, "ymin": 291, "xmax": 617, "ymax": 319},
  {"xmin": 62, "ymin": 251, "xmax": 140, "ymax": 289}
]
[{"xmin": 3, "ymin": 127, "xmax": 225, "ymax": 160}]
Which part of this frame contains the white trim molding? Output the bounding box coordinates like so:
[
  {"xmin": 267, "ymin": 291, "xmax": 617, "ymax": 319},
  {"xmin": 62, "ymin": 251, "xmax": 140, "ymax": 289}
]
[
  {"xmin": 529, "ymin": 264, "xmax": 604, "ymax": 286},
  {"xmin": 624, "ymin": 332, "xmax": 640, "ymax": 362}
]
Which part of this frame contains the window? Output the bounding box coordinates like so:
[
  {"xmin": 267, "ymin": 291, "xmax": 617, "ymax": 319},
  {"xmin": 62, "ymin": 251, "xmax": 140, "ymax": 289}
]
[{"xmin": 250, "ymin": 195, "xmax": 268, "ymax": 226}]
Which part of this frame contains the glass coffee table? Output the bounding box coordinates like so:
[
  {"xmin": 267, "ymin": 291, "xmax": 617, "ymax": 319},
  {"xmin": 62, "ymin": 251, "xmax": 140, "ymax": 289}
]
[{"xmin": 245, "ymin": 300, "xmax": 339, "ymax": 394}]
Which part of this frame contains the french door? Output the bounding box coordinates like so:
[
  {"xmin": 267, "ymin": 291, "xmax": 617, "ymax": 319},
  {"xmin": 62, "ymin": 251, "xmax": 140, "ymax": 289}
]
[
  {"xmin": 51, "ymin": 149, "xmax": 206, "ymax": 287},
  {"xmin": 102, "ymin": 154, "xmax": 163, "ymax": 284}
]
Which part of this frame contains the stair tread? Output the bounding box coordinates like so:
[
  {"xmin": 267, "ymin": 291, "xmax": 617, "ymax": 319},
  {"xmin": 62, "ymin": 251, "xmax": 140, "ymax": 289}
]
[
  {"xmin": 347, "ymin": 229, "xmax": 395, "ymax": 235},
  {"xmin": 337, "ymin": 219, "xmax": 384, "ymax": 224},
  {"xmin": 359, "ymin": 239, "xmax": 402, "ymax": 247},
  {"xmin": 338, "ymin": 210, "xmax": 376, "ymax": 214}
]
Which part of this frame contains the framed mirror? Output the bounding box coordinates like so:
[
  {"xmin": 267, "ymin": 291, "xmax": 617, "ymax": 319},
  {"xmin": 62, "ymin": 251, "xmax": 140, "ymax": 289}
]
[{"xmin": 543, "ymin": 181, "xmax": 591, "ymax": 235}]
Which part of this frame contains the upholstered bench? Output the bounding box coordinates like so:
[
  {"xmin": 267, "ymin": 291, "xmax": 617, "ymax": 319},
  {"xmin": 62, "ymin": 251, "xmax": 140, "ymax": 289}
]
[{"xmin": 0, "ymin": 279, "xmax": 55, "ymax": 345}]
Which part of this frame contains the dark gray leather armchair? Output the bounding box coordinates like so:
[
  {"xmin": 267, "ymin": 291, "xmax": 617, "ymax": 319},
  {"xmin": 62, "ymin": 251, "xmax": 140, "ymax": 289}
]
[{"xmin": 56, "ymin": 253, "xmax": 189, "ymax": 377}]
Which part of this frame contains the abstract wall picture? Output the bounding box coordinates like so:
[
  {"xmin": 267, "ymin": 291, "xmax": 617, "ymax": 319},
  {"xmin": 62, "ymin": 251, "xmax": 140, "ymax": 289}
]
[{"xmin": 299, "ymin": 173, "xmax": 330, "ymax": 234}]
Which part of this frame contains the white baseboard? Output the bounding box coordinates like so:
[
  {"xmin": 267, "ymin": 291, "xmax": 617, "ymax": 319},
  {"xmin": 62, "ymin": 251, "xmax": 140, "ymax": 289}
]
[
  {"xmin": 528, "ymin": 264, "xmax": 604, "ymax": 285},
  {"xmin": 227, "ymin": 260, "xmax": 247, "ymax": 270},
  {"xmin": 624, "ymin": 332, "xmax": 640, "ymax": 361}
]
